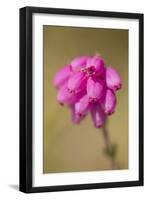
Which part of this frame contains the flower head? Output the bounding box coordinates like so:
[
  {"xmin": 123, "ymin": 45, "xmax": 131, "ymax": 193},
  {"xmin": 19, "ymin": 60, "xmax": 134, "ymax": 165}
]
[{"xmin": 53, "ymin": 55, "xmax": 122, "ymax": 128}]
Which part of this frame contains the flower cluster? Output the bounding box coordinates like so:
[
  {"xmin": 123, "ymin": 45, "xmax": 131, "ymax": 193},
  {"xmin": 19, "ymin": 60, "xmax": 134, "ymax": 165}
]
[{"xmin": 53, "ymin": 55, "xmax": 121, "ymax": 128}]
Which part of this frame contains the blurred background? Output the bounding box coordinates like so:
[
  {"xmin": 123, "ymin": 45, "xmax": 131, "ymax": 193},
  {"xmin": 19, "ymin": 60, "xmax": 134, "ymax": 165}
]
[{"xmin": 43, "ymin": 26, "xmax": 128, "ymax": 173}]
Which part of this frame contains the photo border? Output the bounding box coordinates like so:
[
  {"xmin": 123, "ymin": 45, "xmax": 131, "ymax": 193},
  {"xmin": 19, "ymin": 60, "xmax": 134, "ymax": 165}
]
[{"xmin": 19, "ymin": 6, "xmax": 144, "ymax": 193}]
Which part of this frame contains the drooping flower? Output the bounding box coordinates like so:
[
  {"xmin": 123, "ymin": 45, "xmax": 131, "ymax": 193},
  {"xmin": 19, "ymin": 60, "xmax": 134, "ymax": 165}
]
[
  {"xmin": 53, "ymin": 54, "xmax": 122, "ymax": 128},
  {"xmin": 57, "ymin": 84, "xmax": 77, "ymax": 105},
  {"xmin": 67, "ymin": 72, "xmax": 87, "ymax": 94},
  {"xmin": 75, "ymin": 94, "xmax": 89, "ymax": 117},
  {"xmin": 71, "ymin": 105, "xmax": 87, "ymax": 124},
  {"xmin": 71, "ymin": 56, "xmax": 89, "ymax": 72},
  {"xmin": 91, "ymin": 104, "xmax": 106, "ymax": 128},
  {"xmin": 102, "ymin": 89, "xmax": 116, "ymax": 115},
  {"xmin": 86, "ymin": 56, "xmax": 105, "ymax": 77},
  {"xmin": 57, "ymin": 83, "xmax": 85, "ymax": 105},
  {"xmin": 53, "ymin": 65, "xmax": 72, "ymax": 89},
  {"xmin": 106, "ymin": 67, "xmax": 121, "ymax": 91},
  {"xmin": 87, "ymin": 78, "xmax": 105, "ymax": 102}
]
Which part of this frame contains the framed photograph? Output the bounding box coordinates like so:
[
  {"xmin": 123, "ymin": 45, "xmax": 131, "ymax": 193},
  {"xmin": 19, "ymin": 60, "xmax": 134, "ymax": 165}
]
[{"xmin": 19, "ymin": 7, "xmax": 144, "ymax": 193}]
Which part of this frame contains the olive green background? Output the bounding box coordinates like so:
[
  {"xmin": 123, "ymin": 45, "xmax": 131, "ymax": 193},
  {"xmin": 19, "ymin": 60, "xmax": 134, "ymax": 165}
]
[{"xmin": 43, "ymin": 26, "xmax": 128, "ymax": 173}]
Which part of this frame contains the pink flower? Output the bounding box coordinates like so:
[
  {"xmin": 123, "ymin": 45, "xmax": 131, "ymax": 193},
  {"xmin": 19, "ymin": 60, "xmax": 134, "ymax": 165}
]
[
  {"xmin": 102, "ymin": 89, "xmax": 116, "ymax": 115},
  {"xmin": 106, "ymin": 67, "xmax": 122, "ymax": 91},
  {"xmin": 71, "ymin": 56, "xmax": 89, "ymax": 72},
  {"xmin": 87, "ymin": 78, "xmax": 105, "ymax": 102},
  {"xmin": 57, "ymin": 84, "xmax": 76, "ymax": 105},
  {"xmin": 53, "ymin": 65, "xmax": 72, "ymax": 89},
  {"xmin": 71, "ymin": 105, "xmax": 87, "ymax": 124},
  {"xmin": 86, "ymin": 56, "xmax": 105, "ymax": 77},
  {"xmin": 67, "ymin": 72, "xmax": 87, "ymax": 94},
  {"xmin": 91, "ymin": 105, "xmax": 106, "ymax": 128},
  {"xmin": 53, "ymin": 55, "xmax": 122, "ymax": 128},
  {"xmin": 75, "ymin": 94, "xmax": 89, "ymax": 116},
  {"xmin": 57, "ymin": 83, "xmax": 85, "ymax": 105}
]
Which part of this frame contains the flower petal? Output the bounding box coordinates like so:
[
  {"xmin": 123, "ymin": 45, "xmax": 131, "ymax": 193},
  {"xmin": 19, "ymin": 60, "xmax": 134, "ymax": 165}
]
[
  {"xmin": 86, "ymin": 56, "xmax": 105, "ymax": 77},
  {"xmin": 71, "ymin": 105, "xmax": 86, "ymax": 124},
  {"xmin": 87, "ymin": 78, "xmax": 104, "ymax": 102},
  {"xmin": 103, "ymin": 89, "xmax": 116, "ymax": 115},
  {"xmin": 106, "ymin": 67, "xmax": 122, "ymax": 91},
  {"xmin": 57, "ymin": 84, "xmax": 76, "ymax": 105},
  {"xmin": 71, "ymin": 56, "xmax": 89, "ymax": 72},
  {"xmin": 53, "ymin": 65, "xmax": 72, "ymax": 88},
  {"xmin": 75, "ymin": 94, "xmax": 89, "ymax": 116},
  {"xmin": 67, "ymin": 72, "xmax": 87, "ymax": 93},
  {"xmin": 91, "ymin": 105, "xmax": 106, "ymax": 128}
]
